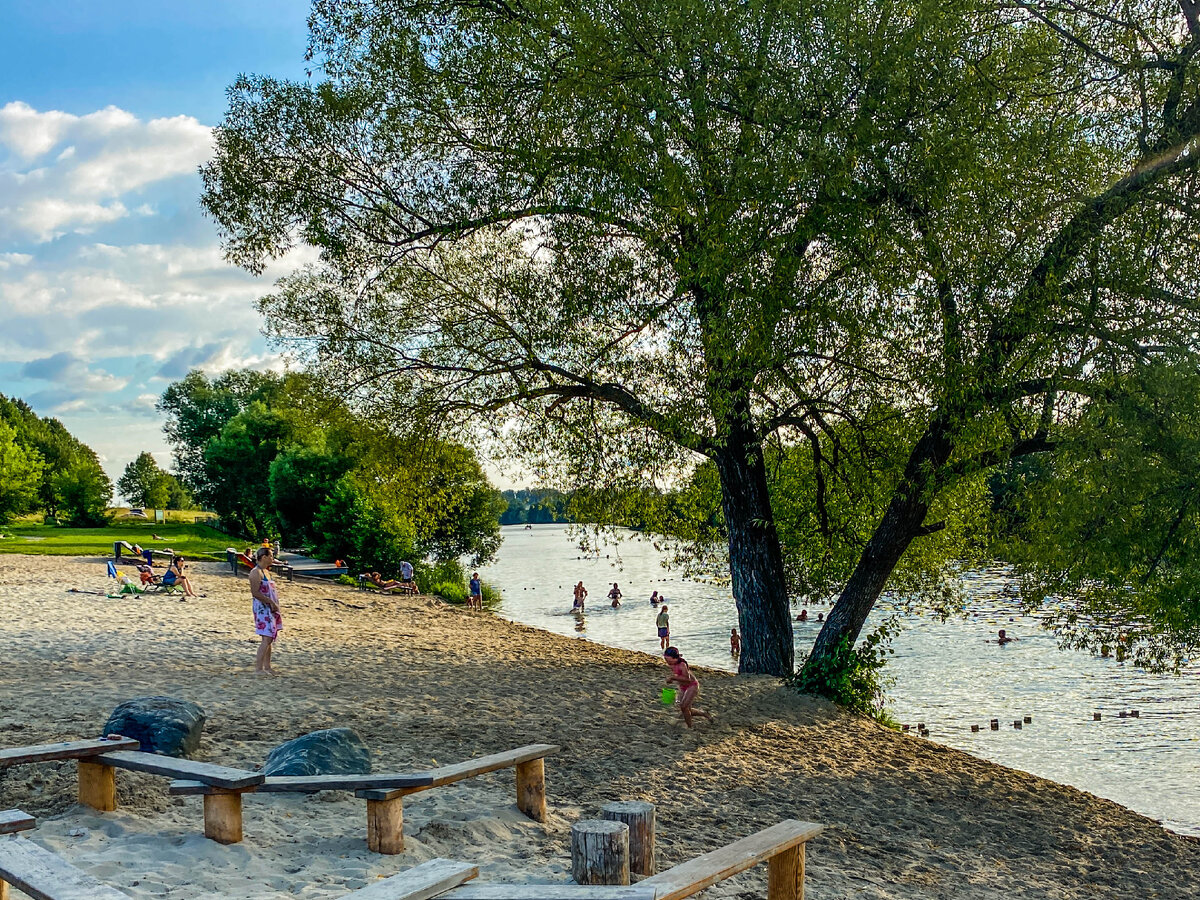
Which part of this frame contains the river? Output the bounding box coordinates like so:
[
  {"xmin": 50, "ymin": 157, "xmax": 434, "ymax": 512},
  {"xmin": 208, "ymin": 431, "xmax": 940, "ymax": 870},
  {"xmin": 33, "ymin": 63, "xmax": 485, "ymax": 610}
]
[{"xmin": 479, "ymin": 523, "xmax": 1200, "ymax": 836}]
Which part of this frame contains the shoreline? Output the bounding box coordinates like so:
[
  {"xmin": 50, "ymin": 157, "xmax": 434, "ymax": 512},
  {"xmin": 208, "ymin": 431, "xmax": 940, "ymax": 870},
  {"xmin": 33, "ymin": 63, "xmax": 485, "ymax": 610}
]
[{"xmin": 1, "ymin": 554, "xmax": 1197, "ymax": 898}]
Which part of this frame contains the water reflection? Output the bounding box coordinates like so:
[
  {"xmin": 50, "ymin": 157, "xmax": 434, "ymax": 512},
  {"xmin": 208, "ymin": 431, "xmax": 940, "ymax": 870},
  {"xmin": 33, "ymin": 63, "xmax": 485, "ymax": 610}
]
[{"xmin": 480, "ymin": 524, "xmax": 1200, "ymax": 835}]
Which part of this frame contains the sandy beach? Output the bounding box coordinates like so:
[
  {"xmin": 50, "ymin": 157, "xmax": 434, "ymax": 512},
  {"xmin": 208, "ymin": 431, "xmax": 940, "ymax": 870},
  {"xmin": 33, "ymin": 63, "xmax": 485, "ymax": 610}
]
[{"xmin": 0, "ymin": 554, "xmax": 1197, "ymax": 899}]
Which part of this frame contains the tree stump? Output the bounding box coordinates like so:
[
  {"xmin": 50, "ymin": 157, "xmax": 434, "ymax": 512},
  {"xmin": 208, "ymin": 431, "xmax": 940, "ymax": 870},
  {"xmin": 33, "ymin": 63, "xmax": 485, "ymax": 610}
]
[
  {"xmin": 571, "ymin": 819, "xmax": 629, "ymax": 886},
  {"xmin": 601, "ymin": 800, "xmax": 655, "ymax": 875}
]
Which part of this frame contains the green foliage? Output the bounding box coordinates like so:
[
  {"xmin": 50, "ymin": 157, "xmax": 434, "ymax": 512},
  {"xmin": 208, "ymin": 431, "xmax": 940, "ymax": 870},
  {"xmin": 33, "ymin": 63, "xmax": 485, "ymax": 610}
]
[
  {"xmin": 269, "ymin": 442, "xmax": 354, "ymax": 543},
  {"xmin": 311, "ymin": 476, "xmax": 419, "ymax": 576},
  {"xmin": 790, "ymin": 621, "xmax": 899, "ymax": 721},
  {"xmin": 998, "ymin": 363, "xmax": 1200, "ymax": 669},
  {"xmin": 335, "ymin": 574, "xmax": 359, "ymax": 586},
  {"xmin": 429, "ymin": 580, "xmax": 468, "ymax": 604},
  {"xmin": 499, "ymin": 489, "xmax": 572, "ymax": 525},
  {"xmin": 0, "ymin": 421, "xmax": 43, "ymax": 523},
  {"xmin": 202, "ymin": 0, "xmax": 1200, "ymax": 679},
  {"xmin": 117, "ymin": 451, "xmax": 171, "ymax": 508},
  {"xmin": 0, "ymin": 393, "xmax": 107, "ymax": 520},
  {"xmin": 51, "ymin": 463, "xmax": 112, "ymax": 527},
  {"xmin": 158, "ymin": 369, "xmax": 285, "ymax": 499}
]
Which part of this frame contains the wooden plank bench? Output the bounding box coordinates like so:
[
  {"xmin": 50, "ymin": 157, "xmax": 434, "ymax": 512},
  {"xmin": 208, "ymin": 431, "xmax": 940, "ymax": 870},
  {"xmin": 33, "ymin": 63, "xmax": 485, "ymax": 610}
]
[
  {"xmin": 0, "ymin": 810, "xmax": 35, "ymax": 836},
  {"xmin": 168, "ymin": 743, "xmax": 557, "ymax": 855},
  {"xmin": 84, "ymin": 750, "xmax": 263, "ymax": 845},
  {"xmin": 437, "ymin": 819, "xmax": 823, "ymax": 900},
  {"xmin": 341, "ymin": 859, "xmax": 478, "ymax": 899},
  {"xmin": 0, "ymin": 836, "xmax": 130, "ymax": 900},
  {"xmin": 0, "ymin": 739, "xmax": 139, "ymax": 769},
  {"xmin": 637, "ymin": 819, "xmax": 823, "ymax": 900},
  {"xmin": 442, "ymin": 888, "xmax": 657, "ymax": 899},
  {"xmin": 355, "ymin": 744, "xmax": 558, "ymax": 854}
]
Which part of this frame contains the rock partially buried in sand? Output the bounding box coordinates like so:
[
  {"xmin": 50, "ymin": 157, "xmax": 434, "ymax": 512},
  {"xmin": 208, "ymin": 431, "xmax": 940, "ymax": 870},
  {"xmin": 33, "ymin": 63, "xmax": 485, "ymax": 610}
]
[
  {"xmin": 263, "ymin": 727, "xmax": 371, "ymax": 777},
  {"xmin": 102, "ymin": 697, "xmax": 205, "ymax": 757}
]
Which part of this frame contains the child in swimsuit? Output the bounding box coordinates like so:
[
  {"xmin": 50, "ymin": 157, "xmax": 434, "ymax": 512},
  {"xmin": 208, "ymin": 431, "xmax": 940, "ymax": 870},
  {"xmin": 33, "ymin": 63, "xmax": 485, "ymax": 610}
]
[{"xmin": 663, "ymin": 646, "xmax": 713, "ymax": 728}]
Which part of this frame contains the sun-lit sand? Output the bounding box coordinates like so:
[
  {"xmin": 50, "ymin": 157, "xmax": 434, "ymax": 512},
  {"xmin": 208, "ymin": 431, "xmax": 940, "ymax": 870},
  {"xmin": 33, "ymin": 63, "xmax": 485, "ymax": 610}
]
[{"xmin": 1, "ymin": 554, "xmax": 1197, "ymax": 898}]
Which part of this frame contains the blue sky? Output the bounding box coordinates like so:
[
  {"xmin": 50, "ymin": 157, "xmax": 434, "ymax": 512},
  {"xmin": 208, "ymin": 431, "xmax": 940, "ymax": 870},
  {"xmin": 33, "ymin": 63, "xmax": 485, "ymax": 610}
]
[{"xmin": 0, "ymin": 1, "xmax": 314, "ymax": 489}]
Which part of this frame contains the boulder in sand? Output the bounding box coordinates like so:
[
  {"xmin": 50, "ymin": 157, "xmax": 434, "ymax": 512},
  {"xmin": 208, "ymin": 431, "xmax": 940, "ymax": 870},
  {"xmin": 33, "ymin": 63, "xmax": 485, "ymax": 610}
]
[
  {"xmin": 103, "ymin": 697, "xmax": 205, "ymax": 757},
  {"xmin": 263, "ymin": 728, "xmax": 372, "ymax": 777}
]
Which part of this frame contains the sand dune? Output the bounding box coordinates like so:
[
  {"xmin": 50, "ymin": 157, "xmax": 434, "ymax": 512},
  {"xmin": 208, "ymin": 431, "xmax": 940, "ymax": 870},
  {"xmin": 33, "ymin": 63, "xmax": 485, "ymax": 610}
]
[{"xmin": 0, "ymin": 554, "xmax": 1196, "ymax": 898}]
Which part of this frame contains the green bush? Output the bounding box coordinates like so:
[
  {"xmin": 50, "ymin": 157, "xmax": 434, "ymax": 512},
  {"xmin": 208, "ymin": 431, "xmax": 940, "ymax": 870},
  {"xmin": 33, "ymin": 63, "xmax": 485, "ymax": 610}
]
[
  {"xmin": 430, "ymin": 581, "xmax": 468, "ymax": 604},
  {"xmin": 335, "ymin": 574, "xmax": 359, "ymax": 586},
  {"xmin": 790, "ymin": 619, "xmax": 898, "ymax": 723}
]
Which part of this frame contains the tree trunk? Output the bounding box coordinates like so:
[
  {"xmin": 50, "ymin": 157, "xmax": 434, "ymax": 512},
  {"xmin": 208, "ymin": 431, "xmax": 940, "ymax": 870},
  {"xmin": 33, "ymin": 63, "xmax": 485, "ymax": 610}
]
[
  {"xmin": 714, "ymin": 435, "xmax": 794, "ymax": 676},
  {"xmin": 802, "ymin": 424, "xmax": 952, "ymax": 676}
]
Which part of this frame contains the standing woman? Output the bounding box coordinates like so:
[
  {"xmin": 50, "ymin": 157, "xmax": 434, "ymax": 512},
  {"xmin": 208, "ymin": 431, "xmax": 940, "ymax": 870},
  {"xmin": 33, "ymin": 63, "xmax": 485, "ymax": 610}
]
[
  {"xmin": 250, "ymin": 548, "xmax": 282, "ymax": 674},
  {"xmin": 573, "ymin": 581, "xmax": 587, "ymax": 611}
]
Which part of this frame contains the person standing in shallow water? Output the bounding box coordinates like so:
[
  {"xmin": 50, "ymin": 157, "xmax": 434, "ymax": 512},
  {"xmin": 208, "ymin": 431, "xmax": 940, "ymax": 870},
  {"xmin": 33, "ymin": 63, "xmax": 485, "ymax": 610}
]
[
  {"xmin": 250, "ymin": 548, "xmax": 282, "ymax": 674},
  {"xmin": 656, "ymin": 605, "xmax": 670, "ymax": 649}
]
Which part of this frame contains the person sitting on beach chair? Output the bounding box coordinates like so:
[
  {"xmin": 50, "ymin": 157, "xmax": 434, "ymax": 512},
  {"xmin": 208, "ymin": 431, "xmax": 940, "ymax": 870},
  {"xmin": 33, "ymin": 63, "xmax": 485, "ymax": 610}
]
[
  {"xmin": 364, "ymin": 572, "xmax": 410, "ymax": 593},
  {"xmin": 161, "ymin": 555, "xmax": 197, "ymax": 597}
]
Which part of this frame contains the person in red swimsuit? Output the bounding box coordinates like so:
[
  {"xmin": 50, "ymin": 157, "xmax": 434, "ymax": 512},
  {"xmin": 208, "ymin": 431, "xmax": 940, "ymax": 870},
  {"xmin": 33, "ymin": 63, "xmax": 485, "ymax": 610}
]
[{"xmin": 663, "ymin": 646, "xmax": 713, "ymax": 728}]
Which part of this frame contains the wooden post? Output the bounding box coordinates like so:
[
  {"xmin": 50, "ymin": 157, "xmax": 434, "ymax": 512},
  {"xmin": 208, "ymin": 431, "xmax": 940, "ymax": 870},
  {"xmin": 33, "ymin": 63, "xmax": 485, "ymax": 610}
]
[
  {"xmin": 203, "ymin": 792, "xmax": 244, "ymax": 844},
  {"xmin": 601, "ymin": 801, "xmax": 655, "ymax": 875},
  {"xmin": 571, "ymin": 819, "xmax": 629, "ymax": 886},
  {"xmin": 515, "ymin": 757, "xmax": 547, "ymax": 822},
  {"xmin": 1, "ymin": 876, "xmax": 9, "ymax": 900},
  {"xmin": 768, "ymin": 843, "xmax": 805, "ymax": 900},
  {"xmin": 77, "ymin": 760, "xmax": 116, "ymax": 811},
  {"xmin": 367, "ymin": 795, "xmax": 405, "ymax": 854}
]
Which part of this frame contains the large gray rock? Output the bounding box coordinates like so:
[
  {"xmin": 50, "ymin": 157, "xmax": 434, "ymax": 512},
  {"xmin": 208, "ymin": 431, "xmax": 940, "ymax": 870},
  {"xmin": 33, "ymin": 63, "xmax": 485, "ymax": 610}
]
[
  {"xmin": 103, "ymin": 697, "xmax": 205, "ymax": 758},
  {"xmin": 263, "ymin": 728, "xmax": 371, "ymax": 777}
]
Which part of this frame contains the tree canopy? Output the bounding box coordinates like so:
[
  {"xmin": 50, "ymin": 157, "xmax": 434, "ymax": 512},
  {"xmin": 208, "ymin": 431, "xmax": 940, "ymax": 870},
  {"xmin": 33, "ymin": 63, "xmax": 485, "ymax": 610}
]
[
  {"xmin": 158, "ymin": 369, "xmax": 504, "ymax": 573},
  {"xmin": 203, "ymin": 0, "xmax": 1200, "ymax": 678},
  {"xmin": 0, "ymin": 393, "xmax": 111, "ymax": 525}
]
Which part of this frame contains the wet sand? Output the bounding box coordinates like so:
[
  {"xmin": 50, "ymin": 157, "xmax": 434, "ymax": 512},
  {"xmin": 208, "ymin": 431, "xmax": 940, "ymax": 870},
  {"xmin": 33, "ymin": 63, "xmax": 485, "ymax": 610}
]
[{"xmin": 0, "ymin": 554, "xmax": 1196, "ymax": 898}]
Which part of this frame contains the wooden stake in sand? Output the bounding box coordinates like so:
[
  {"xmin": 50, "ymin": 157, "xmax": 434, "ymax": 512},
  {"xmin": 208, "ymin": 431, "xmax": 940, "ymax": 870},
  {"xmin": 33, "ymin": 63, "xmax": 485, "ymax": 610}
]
[
  {"xmin": 571, "ymin": 819, "xmax": 630, "ymax": 886},
  {"xmin": 601, "ymin": 800, "xmax": 656, "ymax": 875}
]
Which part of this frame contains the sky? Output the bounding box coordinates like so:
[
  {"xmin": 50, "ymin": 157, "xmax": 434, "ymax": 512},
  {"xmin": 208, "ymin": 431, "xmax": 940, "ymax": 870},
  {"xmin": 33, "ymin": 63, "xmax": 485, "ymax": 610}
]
[{"xmin": 0, "ymin": 1, "xmax": 315, "ymax": 486}]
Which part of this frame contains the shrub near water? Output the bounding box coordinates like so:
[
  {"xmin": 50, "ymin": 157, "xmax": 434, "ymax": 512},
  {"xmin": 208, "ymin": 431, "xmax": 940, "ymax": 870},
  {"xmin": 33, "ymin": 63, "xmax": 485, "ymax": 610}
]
[{"xmin": 790, "ymin": 620, "xmax": 899, "ymax": 723}]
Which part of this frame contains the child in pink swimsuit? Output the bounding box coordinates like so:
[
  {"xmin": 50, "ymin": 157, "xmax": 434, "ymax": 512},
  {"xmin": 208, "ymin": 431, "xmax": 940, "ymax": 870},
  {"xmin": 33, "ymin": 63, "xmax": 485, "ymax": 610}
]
[{"xmin": 663, "ymin": 647, "xmax": 713, "ymax": 728}]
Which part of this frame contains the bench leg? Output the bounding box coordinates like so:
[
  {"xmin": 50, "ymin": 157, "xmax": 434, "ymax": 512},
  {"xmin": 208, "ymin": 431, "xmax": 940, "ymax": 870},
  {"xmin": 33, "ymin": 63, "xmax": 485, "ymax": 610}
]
[
  {"xmin": 768, "ymin": 843, "xmax": 805, "ymax": 900},
  {"xmin": 77, "ymin": 760, "xmax": 117, "ymax": 811},
  {"xmin": 203, "ymin": 791, "xmax": 244, "ymax": 844},
  {"xmin": 367, "ymin": 796, "xmax": 405, "ymax": 854},
  {"xmin": 516, "ymin": 758, "xmax": 547, "ymax": 822},
  {"xmin": 1, "ymin": 876, "xmax": 9, "ymax": 900}
]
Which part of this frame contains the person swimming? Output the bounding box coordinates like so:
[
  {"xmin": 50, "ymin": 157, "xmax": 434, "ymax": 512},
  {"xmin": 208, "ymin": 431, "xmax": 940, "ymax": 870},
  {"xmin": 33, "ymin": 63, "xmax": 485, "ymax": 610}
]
[
  {"xmin": 796, "ymin": 609, "xmax": 808, "ymax": 622},
  {"xmin": 994, "ymin": 629, "xmax": 1017, "ymax": 645}
]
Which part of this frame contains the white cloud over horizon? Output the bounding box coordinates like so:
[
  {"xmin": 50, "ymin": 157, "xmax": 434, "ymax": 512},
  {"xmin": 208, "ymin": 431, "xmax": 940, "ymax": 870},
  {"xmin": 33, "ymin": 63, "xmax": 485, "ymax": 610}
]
[{"xmin": 0, "ymin": 101, "xmax": 294, "ymax": 482}]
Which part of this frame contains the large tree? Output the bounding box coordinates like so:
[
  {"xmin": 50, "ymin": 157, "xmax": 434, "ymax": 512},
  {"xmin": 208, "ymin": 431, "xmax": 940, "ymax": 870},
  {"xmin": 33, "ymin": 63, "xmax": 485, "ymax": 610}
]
[
  {"xmin": 117, "ymin": 451, "xmax": 171, "ymax": 509},
  {"xmin": 203, "ymin": 0, "xmax": 1200, "ymax": 676}
]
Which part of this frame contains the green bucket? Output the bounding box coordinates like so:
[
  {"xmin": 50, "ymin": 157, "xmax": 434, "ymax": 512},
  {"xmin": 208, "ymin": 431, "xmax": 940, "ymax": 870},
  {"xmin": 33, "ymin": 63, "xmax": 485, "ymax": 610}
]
[{"xmin": 660, "ymin": 687, "xmax": 677, "ymax": 705}]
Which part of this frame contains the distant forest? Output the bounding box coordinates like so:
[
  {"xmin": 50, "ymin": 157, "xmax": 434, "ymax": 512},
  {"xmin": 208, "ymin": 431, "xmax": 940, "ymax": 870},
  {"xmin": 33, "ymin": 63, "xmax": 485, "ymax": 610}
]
[{"xmin": 499, "ymin": 489, "xmax": 571, "ymax": 525}]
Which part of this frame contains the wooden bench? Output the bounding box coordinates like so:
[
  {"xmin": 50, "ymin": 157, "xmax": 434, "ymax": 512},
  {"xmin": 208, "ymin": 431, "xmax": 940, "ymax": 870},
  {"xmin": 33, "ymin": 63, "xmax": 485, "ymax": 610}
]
[
  {"xmin": 637, "ymin": 819, "xmax": 823, "ymax": 900},
  {"xmin": 341, "ymin": 859, "xmax": 478, "ymax": 899},
  {"xmin": 0, "ymin": 738, "xmax": 142, "ymax": 828},
  {"xmin": 0, "ymin": 836, "xmax": 130, "ymax": 900},
  {"xmin": 355, "ymin": 744, "xmax": 557, "ymax": 854},
  {"xmin": 437, "ymin": 819, "xmax": 822, "ymax": 900},
  {"xmin": 169, "ymin": 743, "xmax": 557, "ymax": 854},
  {"xmin": 83, "ymin": 750, "xmax": 263, "ymax": 845},
  {"xmin": 0, "ymin": 810, "xmax": 35, "ymax": 836}
]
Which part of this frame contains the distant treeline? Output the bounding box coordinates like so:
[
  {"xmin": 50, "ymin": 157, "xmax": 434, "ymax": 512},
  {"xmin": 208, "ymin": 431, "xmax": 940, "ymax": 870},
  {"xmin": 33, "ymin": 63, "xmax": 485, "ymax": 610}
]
[
  {"xmin": 499, "ymin": 489, "xmax": 571, "ymax": 524},
  {"xmin": 0, "ymin": 393, "xmax": 111, "ymax": 526}
]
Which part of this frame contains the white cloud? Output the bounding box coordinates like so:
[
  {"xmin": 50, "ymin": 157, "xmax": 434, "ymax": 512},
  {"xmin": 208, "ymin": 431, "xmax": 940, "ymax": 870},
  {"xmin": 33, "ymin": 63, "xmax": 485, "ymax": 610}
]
[
  {"xmin": 0, "ymin": 102, "xmax": 212, "ymax": 242},
  {"xmin": 0, "ymin": 102, "xmax": 311, "ymax": 482}
]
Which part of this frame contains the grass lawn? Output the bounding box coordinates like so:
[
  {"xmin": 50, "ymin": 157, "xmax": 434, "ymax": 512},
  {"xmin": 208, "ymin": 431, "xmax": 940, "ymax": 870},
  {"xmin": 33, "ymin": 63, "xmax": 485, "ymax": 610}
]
[{"xmin": 0, "ymin": 522, "xmax": 234, "ymax": 560}]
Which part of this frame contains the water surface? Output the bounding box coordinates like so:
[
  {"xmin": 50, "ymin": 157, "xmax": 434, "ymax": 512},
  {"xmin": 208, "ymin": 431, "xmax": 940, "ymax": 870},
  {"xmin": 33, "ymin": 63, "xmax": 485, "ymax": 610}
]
[{"xmin": 480, "ymin": 524, "xmax": 1200, "ymax": 836}]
